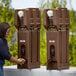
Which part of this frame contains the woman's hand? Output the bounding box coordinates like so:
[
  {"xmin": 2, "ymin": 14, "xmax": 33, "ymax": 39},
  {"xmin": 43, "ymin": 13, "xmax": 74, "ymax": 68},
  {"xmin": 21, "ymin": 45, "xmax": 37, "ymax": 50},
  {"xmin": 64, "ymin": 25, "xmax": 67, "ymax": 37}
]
[
  {"xmin": 9, "ymin": 56, "xmax": 25, "ymax": 65},
  {"xmin": 17, "ymin": 58, "xmax": 25, "ymax": 65}
]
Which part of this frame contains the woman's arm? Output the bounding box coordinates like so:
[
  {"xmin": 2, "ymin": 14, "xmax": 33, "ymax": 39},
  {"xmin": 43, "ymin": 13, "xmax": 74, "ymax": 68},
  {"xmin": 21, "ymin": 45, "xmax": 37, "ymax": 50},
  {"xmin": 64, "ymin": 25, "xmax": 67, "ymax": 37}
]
[{"xmin": 9, "ymin": 56, "xmax": 25, "ymax": 65}]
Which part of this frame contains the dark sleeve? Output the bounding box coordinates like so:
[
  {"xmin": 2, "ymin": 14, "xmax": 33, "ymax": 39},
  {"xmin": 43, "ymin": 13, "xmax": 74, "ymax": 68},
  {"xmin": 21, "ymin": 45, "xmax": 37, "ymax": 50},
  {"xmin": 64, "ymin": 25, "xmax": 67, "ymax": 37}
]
[
  {"xmin": 4, "ymin": 50, "xmax": 12, "ymax": 60},
  {"xmin": 0, "ymin": 39, "xmax": 12, "ymax": 60}
]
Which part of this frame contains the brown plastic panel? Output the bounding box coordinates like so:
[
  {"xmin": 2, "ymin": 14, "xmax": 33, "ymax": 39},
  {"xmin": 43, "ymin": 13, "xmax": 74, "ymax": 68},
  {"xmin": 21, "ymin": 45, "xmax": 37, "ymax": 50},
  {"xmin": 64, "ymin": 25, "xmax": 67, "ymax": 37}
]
[
  {"xmin": 24, "ymin": 8, "xmax": 41, "ymax": 29},
  {"xmin": 47, "ymin": 30, "xmax": 59, "ymax": 69},
  {"xmin": 14, "ymin": 9, "xmax": 24, "ymax": 29},
  {"xmin": 18, "ymin": 28, "xmax": 40, "ymax": 69},
  {"xmin": 14, "ymin": 8, "xmax": 41, "ymax": 30},
  {"xmin": 47, "ymin": 30, "xmax": 69, "ymax": 70},
  {"xmin": 66, "ymin": 29, "xmax": 69, "ymax": 64},
  {"xmin": 43, "ymin": 9, "xmax": 53, "ymax": 29},
  {"xmin": 53, "ymin": 8, "xmax": 70, "ymax": 29},
  {"xmin": 43, "ymin": 8, "xmax": 70, "ymax": 30}
]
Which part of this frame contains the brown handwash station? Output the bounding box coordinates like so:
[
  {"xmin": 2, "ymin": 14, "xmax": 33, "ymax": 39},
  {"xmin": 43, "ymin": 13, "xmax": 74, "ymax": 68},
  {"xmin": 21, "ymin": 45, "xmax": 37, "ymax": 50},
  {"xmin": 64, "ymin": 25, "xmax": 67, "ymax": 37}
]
[
  {"xmin": 14, "ymin": 8, "xmax": 41, "ymax": 69},
  {"xmin": 43, "ymin": 8, "xmax": 70, "ymax": 70}
]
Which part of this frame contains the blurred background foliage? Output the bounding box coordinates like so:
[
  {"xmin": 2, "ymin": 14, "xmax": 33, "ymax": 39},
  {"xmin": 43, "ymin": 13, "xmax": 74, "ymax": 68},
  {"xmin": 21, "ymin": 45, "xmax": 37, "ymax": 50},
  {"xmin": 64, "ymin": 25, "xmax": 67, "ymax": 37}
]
[{"xmin": 0, "ymin": 0, "xmax": 76, "ymax": 66}]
